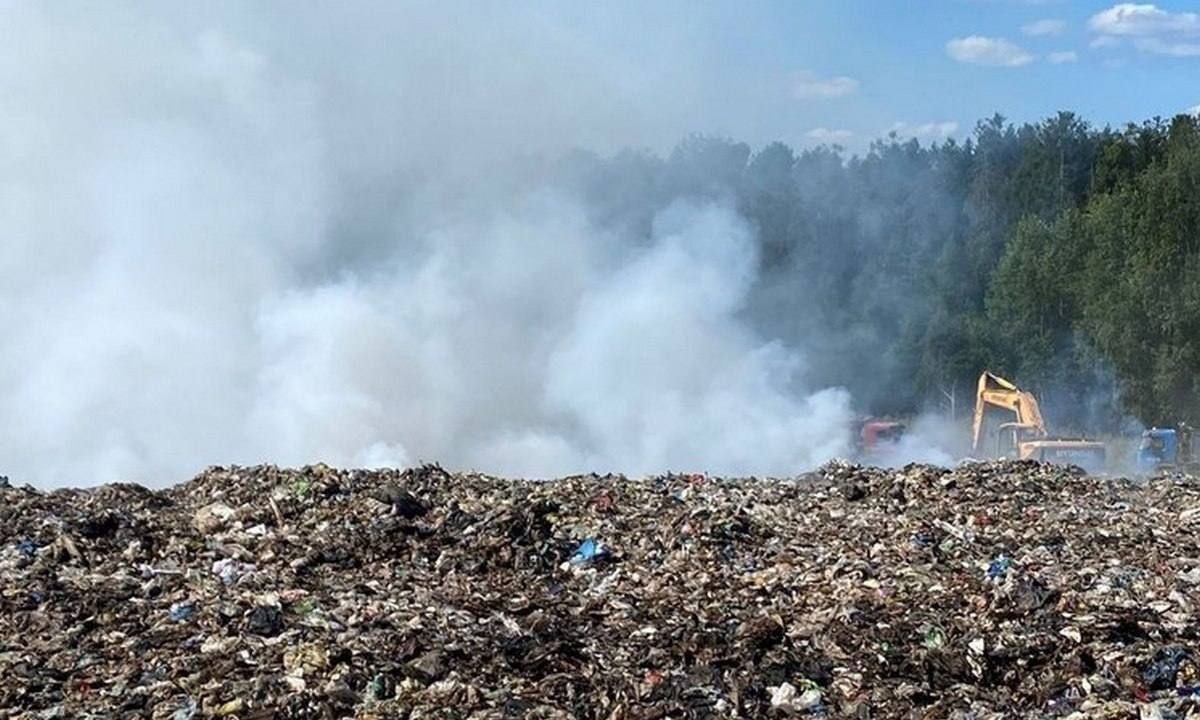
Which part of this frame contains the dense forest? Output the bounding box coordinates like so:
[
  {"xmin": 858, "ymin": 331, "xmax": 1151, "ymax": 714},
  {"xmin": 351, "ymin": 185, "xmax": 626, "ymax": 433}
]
[{"xmin": 558, "ymin": 112, "xmax": 1200, "ymax": 432}]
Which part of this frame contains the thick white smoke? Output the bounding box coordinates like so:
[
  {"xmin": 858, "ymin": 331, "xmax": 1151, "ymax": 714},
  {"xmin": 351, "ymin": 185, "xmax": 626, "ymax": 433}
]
[{"xmin": 0, "ymin": 3, "xmax": 853, "ymax": 487}]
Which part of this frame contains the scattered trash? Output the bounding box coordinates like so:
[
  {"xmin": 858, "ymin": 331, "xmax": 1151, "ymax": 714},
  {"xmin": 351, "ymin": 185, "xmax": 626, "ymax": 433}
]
[
  {"xmin": 293, "ymin": 476, "xmax": 312, "ymax": 499},
  {"xmin": 370, "ymin": 482, "xmax": 428, "ymax": 518},
  {"xmin": 168, "ymin": 600, "xmax": 196, "ymax": 622},
  {"xmin": 590, "ymin": 491, "xmax": 616, "ymax": 512},
  {"xmin": 569, "ymin": 537, "xmax": 611, "ymax": 567},
  {"xmin": 987, "ymin": 554, "xmax": 1012, "ymax": 579},
  {"xmin": 245, "ymin": 604, "xmax": 284, "ymax": 637},
  {"xmin": 4, "ymin": 459, "xmax": 1200, "ymax": 716},
  {"xmin": 922, "ymin": 624, "xmax": 947, "ymax": 649},
  {"xmin": 770, "ymin": 681, "xmax": 823, "ymax": 712},
  {"xmin": 1144, "ymin": 646, "xmax": 1191, "ymax": 690},
  {"xmin": 283, "ymin": 644, "xmax": 330, "ymax": 676},
  {"xmin": 1014, "ymin": 576, "xmax": 1057, "ymax": 612},
  {"xmin": 405, "ymin": 650, "xmax": 449, "ymax": 683},
  {"xmin": 170, "ymin": 698, "xmax": 197, "ymax": 720},
  {"xmin": 192, "ymin": 501, "xmax": 237, "ymax": 533},
  {"xmin": 211, "ymin": 557, "xmax": 255, "ymax": 585},
  {"xmin": 838, "ymin": 482, "xmax": 867, "ymax": 501}
]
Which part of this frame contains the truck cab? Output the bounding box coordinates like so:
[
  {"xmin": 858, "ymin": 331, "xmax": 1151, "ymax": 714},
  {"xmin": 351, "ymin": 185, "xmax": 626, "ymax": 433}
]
[
  {"xmin": 1138, "ymin": 427, "xmax": 1180, "ymax": 472},
  {"xmin": 861, "ymin": 420, "xmax": 905, "ymax": 451},
  {"xmin": 851, "ymin": 417, "xmax": 907, "ymax": 462}
]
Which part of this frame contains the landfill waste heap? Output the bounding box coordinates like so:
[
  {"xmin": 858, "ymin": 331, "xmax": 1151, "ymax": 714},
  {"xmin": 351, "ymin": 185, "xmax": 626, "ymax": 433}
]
[{"xmin": 4, "ymin": 461, "xmax": 1200, "ymax": 719}]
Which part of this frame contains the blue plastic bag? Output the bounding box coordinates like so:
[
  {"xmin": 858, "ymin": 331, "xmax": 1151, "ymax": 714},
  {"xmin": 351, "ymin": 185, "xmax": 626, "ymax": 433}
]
[{"xmin": 570, "ymin": 538, "xmax": 610, "ymax": 567}]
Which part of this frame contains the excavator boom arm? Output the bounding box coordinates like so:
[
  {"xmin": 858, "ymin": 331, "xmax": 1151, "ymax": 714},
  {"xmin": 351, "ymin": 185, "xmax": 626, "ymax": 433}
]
[{"xmin": 971, "ymin": 372, "xmax": 1048, "ymax": 451}]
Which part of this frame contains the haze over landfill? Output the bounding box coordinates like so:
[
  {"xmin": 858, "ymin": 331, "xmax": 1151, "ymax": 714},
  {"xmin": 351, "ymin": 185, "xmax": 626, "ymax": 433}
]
[{"xmin": 1, "ymin": 1, "xmax": 1199, "ymax": 487}]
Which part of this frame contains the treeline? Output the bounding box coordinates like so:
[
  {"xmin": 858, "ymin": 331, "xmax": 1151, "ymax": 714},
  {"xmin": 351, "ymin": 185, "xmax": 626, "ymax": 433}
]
[{"xmin": 559, "ymin": 112, "xmax": 1200, "ymax": 430}]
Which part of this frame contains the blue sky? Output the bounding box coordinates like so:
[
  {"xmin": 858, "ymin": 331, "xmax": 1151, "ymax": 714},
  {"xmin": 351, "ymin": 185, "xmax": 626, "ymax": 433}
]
[
  {"xmin": 6, "ymin": 1, "xmax": 1195, "ymax": 159},
  {"xmin": 540, "ymin": 1, "xmax": 1200, "ymax": 153}
]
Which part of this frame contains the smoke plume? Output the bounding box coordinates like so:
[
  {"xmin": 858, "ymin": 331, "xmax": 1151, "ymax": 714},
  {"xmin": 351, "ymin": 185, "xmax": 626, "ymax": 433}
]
[{"xmin": 0, "ymin": 3, "xmax": 855, "ymax": 487}]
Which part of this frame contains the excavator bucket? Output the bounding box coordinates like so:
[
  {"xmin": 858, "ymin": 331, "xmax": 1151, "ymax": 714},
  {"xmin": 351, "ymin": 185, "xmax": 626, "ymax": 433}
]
[{"xmin": 978, "ymin": 371, "xmax": 1019, "ymax": 394}]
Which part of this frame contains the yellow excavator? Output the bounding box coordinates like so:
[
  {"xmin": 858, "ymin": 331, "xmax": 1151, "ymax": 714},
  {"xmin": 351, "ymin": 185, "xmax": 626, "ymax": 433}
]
[{"xmin": 971, "ymin": 371, "xmax": 1106, "ymax": 472}]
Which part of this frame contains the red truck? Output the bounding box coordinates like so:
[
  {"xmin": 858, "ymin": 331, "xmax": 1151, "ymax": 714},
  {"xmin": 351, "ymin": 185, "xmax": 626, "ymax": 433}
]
[{"xmin": 854, "ymin": 417, "xmax": 907, "ymax": 457}]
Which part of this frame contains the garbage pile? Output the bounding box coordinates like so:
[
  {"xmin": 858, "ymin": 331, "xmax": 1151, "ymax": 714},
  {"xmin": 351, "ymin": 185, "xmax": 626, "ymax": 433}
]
[{"xmin": 5, "ymin": 460, "xmax": 1200, "ymax": 718}]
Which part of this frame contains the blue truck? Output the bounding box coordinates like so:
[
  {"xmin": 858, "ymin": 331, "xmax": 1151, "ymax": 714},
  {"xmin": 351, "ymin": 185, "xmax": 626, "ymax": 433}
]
[{"xmin": 1137, "ymin": 425, "xmax": 1196, "ymax": 473}]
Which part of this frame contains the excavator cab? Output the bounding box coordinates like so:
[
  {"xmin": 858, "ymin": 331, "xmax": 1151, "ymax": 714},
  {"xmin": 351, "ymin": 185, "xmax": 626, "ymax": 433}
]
[{"xmin": 994, "ymin": 421, "xmax": 1042, "ymax": 458}]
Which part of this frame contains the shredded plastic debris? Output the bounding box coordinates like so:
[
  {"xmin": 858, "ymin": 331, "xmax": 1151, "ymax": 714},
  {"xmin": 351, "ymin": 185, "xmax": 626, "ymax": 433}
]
[{"xmin": 4, "ymin": 459, "xmax": 1200, "ymax": 717}]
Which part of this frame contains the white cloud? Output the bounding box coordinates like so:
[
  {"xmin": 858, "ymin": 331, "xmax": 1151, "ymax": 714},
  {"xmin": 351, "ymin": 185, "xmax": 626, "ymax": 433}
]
[
  {"xmin": 1089, "ymin": 4, "xmax": 1200, "ymax": 56},
  {"xmin": 1090, "ymin": 35, "xmax": 1123, "ymax": 48},
  {"xmin": 1136, "ymin": 37, "xmax": 1200, "ymax": 56},
  {"xmin": 1088, "ymin": 4, "xmax": 1199, "ymax": 37},
  {"xmin": 1023, "ymin": 19, "xmax": 1067, "ymax": 36},
  {"xmin": 888, "ymin": 121, "xmax": 960, "ymax": 140},
  {"xmin": 1188, "ymin": 104, "xmax": 1200, "ymax": 116},
  {"xmin": 1047, "ymin": 50, "xmax": 1079, "ymax": 63},
  {"xmin": 946, "ymin": 36, "xmax": 1036, "ymax": 66},
  {"xmin": 806, "ymin": 127, "xmax": 854, "ymax": 142},
  {"xmin": 793, "ymin": 72, "xmax": 859, "ymax": 99}
]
